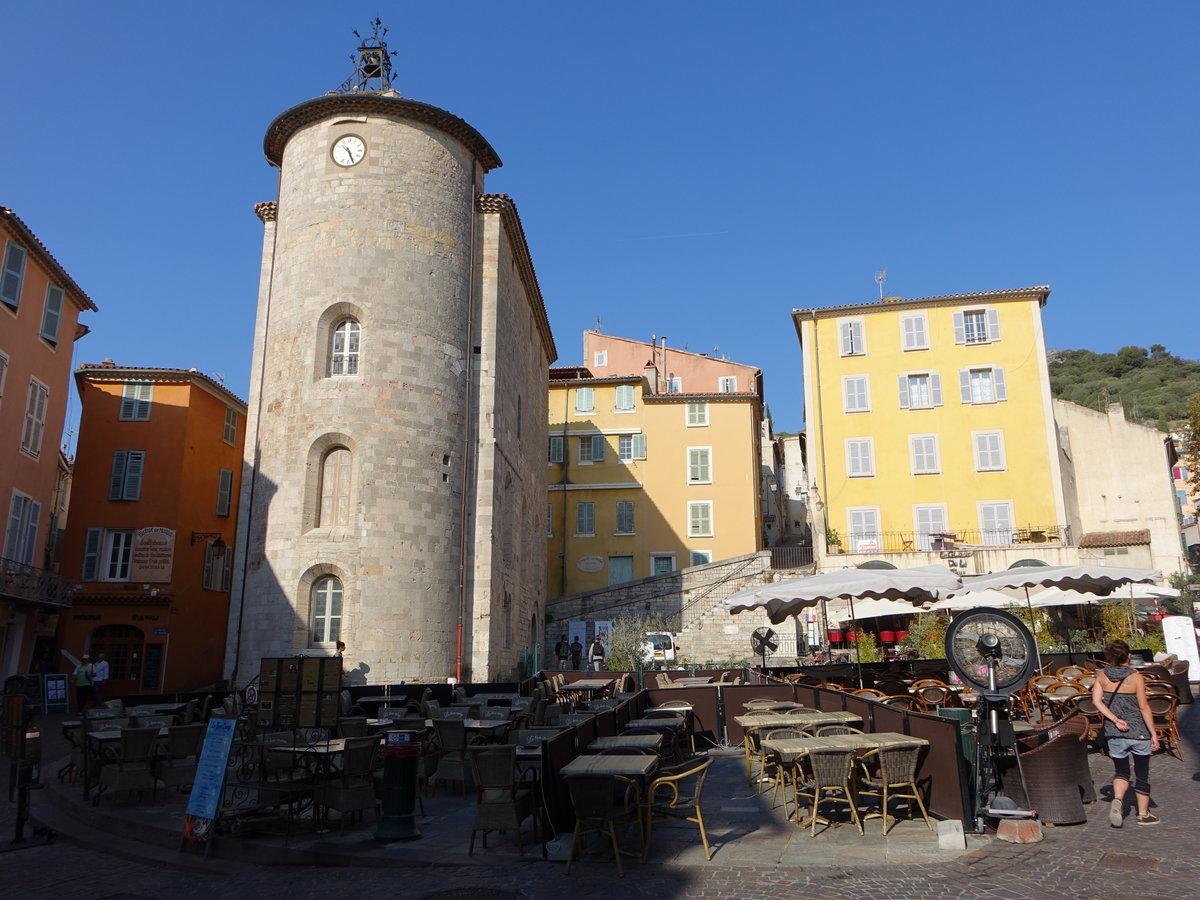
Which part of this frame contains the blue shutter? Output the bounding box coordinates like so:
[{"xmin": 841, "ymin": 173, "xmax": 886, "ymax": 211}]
[
  {"xmin": 109, "ymin": 451, "xmax": 128, "ymax": 499},
  {"xmin": 82, "ymin": 528, "xmax": 103, "ymax": 581},
  {"xmin": 591, "ymin": 434, "xmax": 605, "ymax": 461},
  {"xmin": 1, "ymin": 243, "xmax": 26, "ymax": 307},
  {"xmin": 123, "ymin": 451, "xmax": 144, "ymax": 500},
  {"xmin": 40, "ymin": 285, "xmax": 65, "ymax": 342}
]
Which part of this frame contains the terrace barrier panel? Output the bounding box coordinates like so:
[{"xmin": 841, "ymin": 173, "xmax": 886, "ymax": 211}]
[
  {"xmin": 719, "ymin": 683, "xmax": 797, "ymax": 746},
  {"xmin": 644, "ymin": 687, "xmax": 721, "ymax": 751}
]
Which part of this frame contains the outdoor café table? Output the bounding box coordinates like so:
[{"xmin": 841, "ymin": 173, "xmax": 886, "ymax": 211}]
[
  {"xmin": 734, "ymin": 710, "xmax": 862, "ymax": 731},
  {"xmin": 587, "ymin": 734, "xmax": 665, "ymax": 753},
  {"xmin": 669, "ymin": 676, "xmax": 716, "ymax": 686},
  {"xmin": 558, "ymin": 678, "xmax": 616, "ymax": 700},
  {"xmin": 624, "ymin": 715, "xmax": 685, "ymax": 732},
  {"xmin": 560, "ymin": 753, "xmax": 659, "ymax": 780},
  {"xmin": 424, "ymin": 717, "xmax": 511, "ymax": 738},
  {"xmin": 760, "ymin": 732, "xmax": 928, "ymax": 765}
]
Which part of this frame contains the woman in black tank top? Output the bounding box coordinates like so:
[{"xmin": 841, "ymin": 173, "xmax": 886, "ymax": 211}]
[{"xmin": 1092, "ymin": 639, "xmax": 1160, "ymax": 826}]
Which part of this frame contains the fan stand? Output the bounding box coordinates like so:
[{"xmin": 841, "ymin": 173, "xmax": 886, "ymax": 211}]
[{"xmin": 972, "ymin": 654, "xmax": 1035, "ymax": 833}]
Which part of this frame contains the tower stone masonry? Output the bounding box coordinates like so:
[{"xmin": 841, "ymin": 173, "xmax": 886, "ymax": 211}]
[{"xmin": 226, "ymin": 32, "xmax": 556, "ymax": 686}]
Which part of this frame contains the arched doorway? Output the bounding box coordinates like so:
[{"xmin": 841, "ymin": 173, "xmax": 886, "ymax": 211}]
[{"xmin": 89, "ymin": 625, "xmax": 145, "ymax": 690}]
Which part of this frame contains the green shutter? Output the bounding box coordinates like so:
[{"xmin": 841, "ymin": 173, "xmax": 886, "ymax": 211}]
[{"xmin": 82, "ymin": 528, "xmax": 102, "ymax": 581}]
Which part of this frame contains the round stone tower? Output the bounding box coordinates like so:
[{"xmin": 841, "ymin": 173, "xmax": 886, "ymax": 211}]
[{"xmin": 225, "ymin": 25, "xmax": 531, "ymax": 686}]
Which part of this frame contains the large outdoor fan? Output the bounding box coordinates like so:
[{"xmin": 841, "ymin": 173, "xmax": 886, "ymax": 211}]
[
  {"xmin": 750, "ymin": 627, "xmax": 778, "ymax": 670},
  {"xmin": 943, "ymin": 607, "xmax": 1038, "ymax": 832}
]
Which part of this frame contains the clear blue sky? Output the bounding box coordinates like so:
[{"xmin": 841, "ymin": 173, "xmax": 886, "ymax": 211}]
[{"xmin": 4, "ymin": 2, "xmax": 1196, "ymax": 439}]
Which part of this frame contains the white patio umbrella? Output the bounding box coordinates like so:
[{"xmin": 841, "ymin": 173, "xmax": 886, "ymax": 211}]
[
  {"xmin": 926, "ymin": 588, "xmax": 1028, "ymax": 612},
  {"xmin": 725, "ymin": 565, "xmax": 962, "ymax": 685},
  {"xmin": 825, "ymin": 597, "xmax": 931, "ymax": 621}
]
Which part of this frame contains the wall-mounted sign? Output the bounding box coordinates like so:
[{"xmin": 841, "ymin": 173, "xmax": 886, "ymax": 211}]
[
  {"xmin": 131, "ymin": 527, "xmax": 175, "ymax": 583},
  {"xmin": 576, "ymin": 555, "xmax": 605, "ymax": 573}
]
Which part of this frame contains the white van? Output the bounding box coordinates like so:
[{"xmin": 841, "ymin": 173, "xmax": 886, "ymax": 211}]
[{"xmin": 641, "ymin": 632, "xmax": 677, "ymax": 668}]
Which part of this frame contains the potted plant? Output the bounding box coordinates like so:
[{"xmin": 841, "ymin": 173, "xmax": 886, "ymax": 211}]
[{"xmin": 826, "ymin": 527, "xmax": 842, "ymax": 553}]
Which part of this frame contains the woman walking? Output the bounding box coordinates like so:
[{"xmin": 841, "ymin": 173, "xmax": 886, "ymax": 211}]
[{"xmin": 1092, "ymin": 639, "xmax": 1160, "ymax": 826}]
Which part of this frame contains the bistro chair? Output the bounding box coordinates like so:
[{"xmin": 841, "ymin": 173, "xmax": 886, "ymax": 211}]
[
  {"xmin": 336, "ymin": 716, "xmax": 368, "ymax": 738},
  {"xmin": 1056, "ymin": 665, "xmax": 1087, "ymax": 680},
  {"xmin": 643, "ymin": 758, "xmax": 713, "ymax": 861},
  {"xmin": 1147, "ymin": 695, "xmax": 1184, "ymax": 760},
  {"xmin": 916, "ymin": 685, "xmax": 954, "ymax": 712},
  {"xmin": 316, "ymin": 735, "xmax": 379, "ymax": 833},
  {"xmin": 880, "ymin": 694, "xmax": 919, "ymax": 710},
  {"xmin": 794, "ymin": 748, "xmax": 863, "ymax": 836},
  {"xmin": 153, "ymin": 724, "xmax": 205, "ymax": 796},
  {"xmin": 466, "ymin": 745, "xmax": 537, "ymax": 856},
  {"xmin": 812, "ymin": 724, "xmax": 864, "ymax": 737},
  {"xmin": 564, "ymin": 774, "xmax": 644, "ymax": 878},
  {"xmin": 431, "ymin": 718, "xmax": 473, "ymax": 797},
  {"xmin": 761, "ymin": 728, "xmax": 806, "ymax": 813},
  {"xmin": 856, "ymin": 744, "xmax": 932, "ymax": 834},
  {"xmin": 93, "ymin": 726, "xmax": 161, "ymax": 806}
]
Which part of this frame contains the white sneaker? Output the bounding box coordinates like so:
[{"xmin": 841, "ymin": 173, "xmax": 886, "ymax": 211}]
[{"xmin": 1109, "ymin": 800, "xmax": 1123, "ymax": 828}]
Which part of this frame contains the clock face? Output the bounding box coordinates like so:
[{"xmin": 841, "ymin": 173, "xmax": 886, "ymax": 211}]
[{"xmin": 331, "ymin": 135, "xmax": 366, "ymax": 167}]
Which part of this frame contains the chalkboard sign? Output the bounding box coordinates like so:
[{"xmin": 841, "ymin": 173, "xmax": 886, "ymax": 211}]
[
  {"xmin": 183, "ymin": 715, "xmax": 238, "ymax": 845},
  {"xmin": 43, "ymin": 674, "xmax": 70, "ymax": 713}
]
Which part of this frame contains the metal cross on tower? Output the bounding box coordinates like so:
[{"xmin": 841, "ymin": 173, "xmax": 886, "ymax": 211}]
[{"xmin": 335, "ymin": 19, "xmax": 397, "ymax": 93}]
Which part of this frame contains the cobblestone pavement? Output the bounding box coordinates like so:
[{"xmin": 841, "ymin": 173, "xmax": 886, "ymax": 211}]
[{"xmin": 3, "ymin": 699, "xmax": 1197, "ymax": 900}]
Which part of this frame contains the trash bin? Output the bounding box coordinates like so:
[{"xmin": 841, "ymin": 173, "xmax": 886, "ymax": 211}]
[{"xmin": 375, "ymin": 730, "xmax": 423, "ymax": 841}]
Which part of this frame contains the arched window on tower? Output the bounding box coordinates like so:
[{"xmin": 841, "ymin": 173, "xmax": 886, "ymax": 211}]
[
  {"xmin": 329, "ymin": 318, "xmax": 361, "ymax": 375},
  {"xmin": 318, "ymin": 447, "xmax": 352, "ymax": 526},
  {"xmin": 311, "ymin": 576, "xmax": 343, "ymax": 647}
]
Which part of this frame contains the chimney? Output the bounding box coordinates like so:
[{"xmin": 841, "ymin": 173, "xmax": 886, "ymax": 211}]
[{"xmin": 643, "ymin": 360, "xmax": 658, "ymax": 394}]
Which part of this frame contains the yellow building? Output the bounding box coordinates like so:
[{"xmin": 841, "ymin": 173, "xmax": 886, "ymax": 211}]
[
  {"xmin": 547, "ymin": 335, "xmax": 763, "ymax": 599},
  {"xmin": 793, "ymin": 286, "xmax": 1068, "ymax": 555}
]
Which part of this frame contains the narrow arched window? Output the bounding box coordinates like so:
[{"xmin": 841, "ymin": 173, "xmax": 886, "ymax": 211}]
[
  {"xmin": 311, "ymin": 576, "xmax": 343, "ymax": 646},
  {"xmin": 318, "ymin": 447, "xmax": 351, "ymax": 526},
  {"xmin": 329, "ymin": 318, "xmax": 360, "ymax": 375}
]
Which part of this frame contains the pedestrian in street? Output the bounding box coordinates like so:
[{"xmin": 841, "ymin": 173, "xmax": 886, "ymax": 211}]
[
  {"xmin": 569, "ymin": 636, "xmax": 584, "ymax": 671},
  {"xmin": 74, "ymin": 655, "xmax": 94, "ymax": 712},
  {"xmin": 1092, "ymin": 638, "xmax": 1161, "ymax": 826},
  {"xmin": 91, "ymin": 652, "xmax": 109, "ymax": 706},
  {"xmin": 554, "ymin": 634, "xmax": 570, "ymax": 671},
  {"xmin": 588, "ymin": 636, "xmax": 606, "ymax": 672}
]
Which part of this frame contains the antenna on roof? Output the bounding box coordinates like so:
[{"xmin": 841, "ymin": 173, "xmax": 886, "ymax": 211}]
[
  {"xmin": 875, "ymin": 269, "xmax": 887, "ymax": 300},
  {"xmin": 213, "ymin": 372, "xmax": 226, "ymax": 385},
  {"xmin": 595, "ymin": 316, "xmax": 602, "ymax": 333}
]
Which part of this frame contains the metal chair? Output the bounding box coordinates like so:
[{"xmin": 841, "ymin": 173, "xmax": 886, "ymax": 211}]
[
  {"xmin": 856, "ymin": 744, "xmax": 932, "ymax": 834},
  {"xmin": 564, "ymin": 774, "xmax": 644, "ymax": 877},
  {"xmin": 466, "ymin": 745, "xmax": 537, "ymax": 856},
  {"xmin": 643, "ymin": 758, "xmax": 713, "ymax": 861}
]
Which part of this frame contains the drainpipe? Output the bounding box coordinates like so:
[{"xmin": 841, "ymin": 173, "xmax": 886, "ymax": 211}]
[
  {"xmin": 559, "ymin": 379, "xmax": 571, "ymax": 599},
  {"xmin": 810, "ymin": 309, "xmax": 830, "ymax": 562}
]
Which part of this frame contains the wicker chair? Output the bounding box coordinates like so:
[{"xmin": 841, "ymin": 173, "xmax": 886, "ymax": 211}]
[
  {"xmin": 153, "ymin": 723, "xmax": 205, "ymax": 795},
  {"xmin": 93, "ymin": 726, "xmax": 161, "ymax": 805},
  {"xmin": 1167, "ymin": 659, "xmax": 1191, "ymax": 704},
  {"xmin": 643, "ymin": 758, "xmax": 712, "ymax": 861},
  {"xmin": 336, "ymin": 716, "xmax": 368, "ymax": 738},
  {"xmin": 431, "ymin": 718, "xmax": 473, "ymax": 796},
  {"xmin": 813, "ymin": 724, "xmax": 864, "ymax": 737},
  {"xmin": 1001, "ymin": 711, "xmax": 1093, "ymax": 824},
  {"xmin": 466, "ymin": 745, "xmax": 537, "ymax": 855},
  {"xmin": 316, "ymin": 735, "xmax": 379, "ymax": 833},
  {"xmin": 794, "ymin": 748, "xmax": 863, "ymax": 835},
  {"xmin": 762, "ymin": 729, "xmax": 806, "ymax": 812},
  {"xmin": 1147, "ymin": 695, "xmax": 1184, "ymax": 760},
  {"xmin": 880, "ymin": 694, "xmax": 919, "ymax": 710},
  {"xmin": 856, "ymin": 744, "xmax": 932, "ymax": 834},
  {"xmin": 916, "ymin": 685, "xmax": 954, "ymax": 711},
  {"xmin": 564, "ymin": 774, "xmax": 644, "ymax": 877}
]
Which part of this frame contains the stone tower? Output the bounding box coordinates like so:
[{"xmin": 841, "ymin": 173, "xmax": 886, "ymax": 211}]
[{"xmin": 225, "ymin": 24, "xmax": 556, "ymax": 686}]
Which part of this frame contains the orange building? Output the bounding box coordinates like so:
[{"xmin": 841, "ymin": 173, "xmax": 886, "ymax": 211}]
[
  {"xmin": 57, "ymin": 363, "xmax": 246, "ymax": 695},
  {"xmin": 1, "ymin": 207, "xmax": 96, "ymax": 682}
]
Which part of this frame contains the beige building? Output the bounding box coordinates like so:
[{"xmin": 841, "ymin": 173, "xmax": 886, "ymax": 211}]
[
  {"xmin": 226, "ymin": 30, "xmax": 556, "ymax": 686},
  {"xmin": 1054, "ymin": 400, "xmax": 1186, "ymax": 576},
  {"xmin": 547, "ymin": 335, "xmax": 763, "ymax": 599}
]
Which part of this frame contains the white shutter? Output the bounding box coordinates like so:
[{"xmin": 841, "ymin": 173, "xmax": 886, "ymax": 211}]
[
  {"xmin": 109, "ymin": 451, "xmax": 129, "ymax": 499},
  {"xmin": 123, "ymin": 451, "xmax": 145, "ymax": 500},
  {"xmin": 689, "ymin": 448, "xmax": 711, "ymax": 482},
  {"xmin": 987, "ymin": 308, "xmax": 1001, "ymax": 341},
  {"xmin": 615, "ymin": 384, "xmax": 634, "ymax": 410},
  {"xmin": 82, "ymin": 527, "xmax": 103, "ymax": 581},
  {"xmin": 847, "ymin": 440, "xmax": 872, "ymax": 476},
  {"xmin": 959, "ymin": 370, "xmax": 972, "ymax": 403},
  {"xmin": 840, "ymin": 321, "xmax": 853, "ymax": 355},
  {"xmin": 930, "ymin": 373, "xmax": 943, "ymax": 406},
  {"xmin": 953, "ymin": 310, "xmax": 966, "ymax": 344},
  {"xmin": 897, "ymin": 375, "xmax": 910, "ymax": 409},
  {"xmin": 41, "ymin": 285, "xmax": 65, "ymax": 342},
  {"xmin": 632, "ymin": 433, "xmax": 647, "ymax": 459},
  {"xmin": 993, "ymin": 367, "xmax": 1007, "ymax": 401},
  {"xmin": 575, "ymin": 387, "xmax": 594, "ymax": 412}
]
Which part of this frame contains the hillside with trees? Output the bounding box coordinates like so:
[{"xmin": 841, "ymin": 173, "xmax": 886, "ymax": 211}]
[{"xmin": 1047, "ymin": 345, "xmax": 1200, "ymax": 431}]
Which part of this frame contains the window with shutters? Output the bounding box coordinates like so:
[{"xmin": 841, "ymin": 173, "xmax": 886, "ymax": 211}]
[
  {"xmin": 108, "ymin": 451, "xmax": 145, "ymax": 501},
  {"xmin": 318, "ymin": 448, "xmax": 351, "ymax": 526},
  {"xmin": 575, "ymin": 502, "xmax": 596, "ymax": 536},
  {"xmin": 574, "ymin": 387, "xmax": 595, "ymax": 413},
  {"xmin": 718, "ymin": 376, "xmax": 737, "ymax": 393},
  {"xmin": 548, "ymin": 436, "xmax": 564, "ymax": 463},
  {"xmin": 845, "ymin": 439, "xmax": 874, "ymax": 477},
  {"xmin": 689, "ymin": 549, "xmax": 711, "ymax": 566},
  {"xmin": 688, "ymin": 447, "xmax": 712, "ymax": 484},
  {"xmin": 578, "ymin": 434, "xmax": 605, "ymax": 465},
  {"xmin": 688, "ymin": 501, "xmax": 713, "ymax": 537},
  {"xmin": 202, "ymin": 541, "xmax": 233, "ymax": 591},
  {"xmin": 0, "ymin": 241, "xmax": 26, "ymax": 309},
  {"xmin": 686, "ymin": 401, "xmax": 708, "ymax": 426},
  {"xmin": 847, "ymin": 507, "xmax": 881, "ymax": 553},
  {"xmin": 913, "ymin": 505, "xmax": 948, "ymax": 551},
  {"xmin": 223, "ymin": 407, "xmax": 238, "ymax": 444},
  {"xmin": 546, "ymin": 503, "xmax": 554, "ymax": 537},
  {"xmin": 119, "ymin": 382, "xmax": 153, "ymax": 421},
  {"xmin": 615, "ymin": 500, "xmax": 635, "ymax": 534},
  {"xmin": 617, "ymin": 433, "xmax": 646, "ymax": 461},
  {"xmin": 4, "ymin": 491, "xmax": 41, "ymax": 565},
  {"xmin": 651, "ymin": 553, "xmax": 675, "ymax": 575},
  {"xmin": 614, "ymin": 384, "xmax": 635, "ymax": 411},
  {"xmin": 20, "ymin": 378, "xmax": 49, "ymax": 457},
  {"xmin": 954, "ymin": 307, "xmax": 1001, "ymax": 345},
  {"xmin": 979, "ymin": 501, "xmax": 1014, "ymax": 545},
  {"xmin": 842, "ymin": 375, "xmax": 870, "ymax": 413},
  {"xmin": 900, "ymin": 314, "xmax": 929, "ymax": 350},
  {"xmin": 839, "ymin": 319, "xmax": 866, "ymax": 356},
  {"xmin": 608, "ymin": 556, "xmax": 634, "ymax": 585},
  {"xmin": 310, "ymin": 576, "xmax": 343, "ymax": 646},
  {"xmin": 40, "ymin": 284, "xmax": 65, "ymax": 343},
  {"xmin": 593, "ymin": 350, "xmax": 607, "ymax": 367},
  {"xmin": 973, "ymin": 431, "xmax": 1006, "ymax": 472},
  {"xmin": 102, "ymin": 530, "xmax": 135, "ymax": 581},
  {"xmin": 959, "ymin": 367, "xmax": 1007, "ymax": 404},
  {"xmin": 898, "ymin": 372, "xmax": 942, "ymax": 409},
  {"xmin": 909, "ymin": 434, "xmax": 940, "ymax": 475},
  {"xmin": 216, "ymin": 468, "xmax": 234, "ymax": 517},
  {"xmin": 329, "ymin": 318, "xmax": 361, "ymax": 375}
]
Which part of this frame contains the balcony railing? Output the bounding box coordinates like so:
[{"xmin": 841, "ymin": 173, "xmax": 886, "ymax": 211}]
[
  {"xmin": 769, "ymin": 545, "xmax": 815, "ymax": 569},
  {"xmin": 829, "ymin": 525, "xmax": 1072, "ymax": 555},
  {"xmin": 0, "ymin": 556, "xmax": 75, "ymax": 609}
]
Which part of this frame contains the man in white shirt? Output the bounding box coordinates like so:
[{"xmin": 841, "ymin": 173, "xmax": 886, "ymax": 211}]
[{"xmin": 91, "ymin": 653, "xmax": 109, "ymax": 705}]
